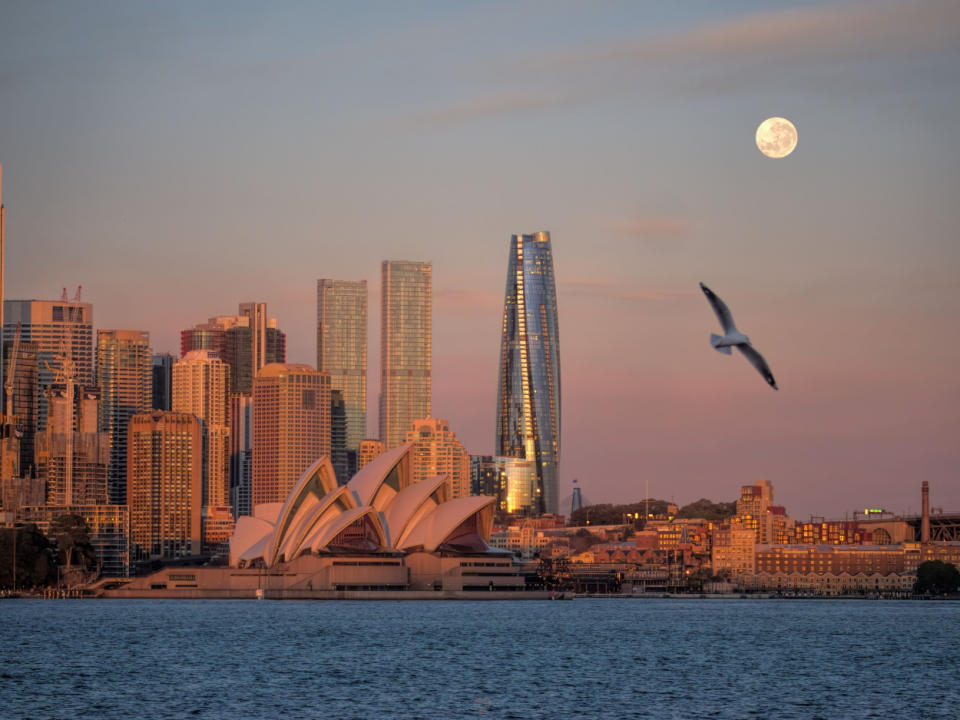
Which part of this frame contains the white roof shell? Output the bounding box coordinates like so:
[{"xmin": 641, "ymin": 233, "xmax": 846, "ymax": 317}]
[{"xmin": 228, "ymin": 445, "xmax": 496, "ymax": 568}]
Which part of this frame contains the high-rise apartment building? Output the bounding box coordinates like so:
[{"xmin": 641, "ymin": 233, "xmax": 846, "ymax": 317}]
[
  {"xmin": 97, "ymin": 330, "xmax": 152, "ymax": 505},
  {"xmin": 251, "ymin": 363, "xmax": 330, "ymax": 506},
  {"xmin": 405, "ymin": 418, "xmax": 470, "ymax": 499},
  {"xmin": 3, "ymin": 299, "xmax": 94, "ymax": 435},
  {"xmin": 127, "ymin": 411, "xmax": 203, "ymax": 559},
  {"xmin": 317, "ymin": 279, "xmax": 367, "ymax": 477},
  {"xmin": 379, "ymin": 261, "xmax": 431, "ymax": 449},
  {"xmin": 172, "ymin": 350, "xmax": 233, "ymax": 551},
  {"xmin": 496, "ymin": 232, "xmax": 561, "ymax": 516},
  {"xmin": 734, "ymin": 480, "xmax": 794, "ymax": 544},
  {"xmin": 330, "ymin": 389, "xmax": 352, "ymax": 484},
  {"xmin": 151, "ymin": 353, "xmax": 174, "ymax": 411},
  {"xmin": 180, "ymin": 304, "xmax": 286, "ymax": 394},
  {"xmin": 37, "ymin": 386, "xmax": 108, "ymax": 505}
]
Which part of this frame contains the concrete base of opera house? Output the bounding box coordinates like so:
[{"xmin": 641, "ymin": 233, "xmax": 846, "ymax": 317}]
[{"xmin": 102, "ymin": 551, "xmax": 552, "ymax": 600}]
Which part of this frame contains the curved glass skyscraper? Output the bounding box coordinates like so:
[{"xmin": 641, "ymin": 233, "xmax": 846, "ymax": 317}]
[{"xmin": 496, "ymin": 232, "xmax": 560, "ymax": 516}]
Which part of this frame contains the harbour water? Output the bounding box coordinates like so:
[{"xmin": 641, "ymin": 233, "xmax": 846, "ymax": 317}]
[{"xmin": 2, "ymin": 598, "xmax": 958, "ymax": 719}]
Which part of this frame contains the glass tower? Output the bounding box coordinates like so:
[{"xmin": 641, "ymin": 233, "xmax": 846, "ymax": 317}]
[
  {"xmin": 316, "ymin": 279, "xmax": 367, "ymax": 464},
  {"xmin": 496, "ymin": 232, "xmax": 561, "ymax": 516},
  {"xmin": 97, "ymin": 329, "xmax": 152, "ymax": 505},
  {"xmin": 379, "ymin": 261, "xmax": 431, "ymax": 449}
]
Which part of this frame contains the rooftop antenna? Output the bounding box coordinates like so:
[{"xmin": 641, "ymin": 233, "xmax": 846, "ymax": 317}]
[
  {"xmin": 73, "ymin": 285, "xmax": 82, "ymax": 302},
  {"xmin": 61, "ymin": 287, "xmax": 69, "ymax": 302}
]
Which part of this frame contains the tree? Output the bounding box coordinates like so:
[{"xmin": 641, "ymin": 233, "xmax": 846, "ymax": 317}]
[
  {"xmin": 676, "ymin": 498, "xmax": 737, "ymax": 521},
  {"xmin": 0, "ymin": 525, "xmax": 58, "ymax": 589},
  {"xmin": 914, "ymin": 560, "xmax": 960, "ymax": 595},
  {"xmin": 49, "ymin": 514, "xmax": 96, "ymax": 572}
]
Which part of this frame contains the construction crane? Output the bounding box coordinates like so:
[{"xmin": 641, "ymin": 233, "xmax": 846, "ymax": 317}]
[{"xmin": 46, "ymin": 337, "xmax": 76, "ymax": 504}]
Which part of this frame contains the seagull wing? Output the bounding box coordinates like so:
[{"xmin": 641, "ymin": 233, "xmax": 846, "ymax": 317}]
[
  {"xmin": 736, "ymin": 343, "xmax": 778, "ymax": 390},
  {"xmin": 700, "ymin": 282, "xmax": 736, "ymax": 334}
]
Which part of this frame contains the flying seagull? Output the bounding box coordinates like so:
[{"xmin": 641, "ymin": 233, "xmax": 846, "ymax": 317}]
[{"xmin": 700, "ymin": 282, "xmax": 778, "ymax": 390}]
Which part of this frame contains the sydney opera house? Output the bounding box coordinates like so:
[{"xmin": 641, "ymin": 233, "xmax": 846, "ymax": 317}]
[{"xmin": 110, "ymin": 444, "xmax": 538, "ymax": 598}]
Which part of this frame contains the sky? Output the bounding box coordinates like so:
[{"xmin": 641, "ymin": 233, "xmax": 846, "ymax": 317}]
[{"xmin": 1, "ymin": 0, "xmax": 958, "ymax": 520}]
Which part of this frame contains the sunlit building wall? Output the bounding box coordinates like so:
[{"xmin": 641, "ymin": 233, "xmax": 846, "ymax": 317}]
[
  {"xmin": 379, "ymin": 261, "xmax": 431, "ymax": 449},
  {"xmin": 251, "ymin": 363, "xmax": 330, "ymax": 506},
  {"xmin": 127, "ymin": 411, "xmax": 203, "ymax": 559},
  {"xmin": 496, "ymin": 232, "xmax": 561, "ymax": 516},
  {"xmin": 172, "ymin": 350, "xmax": 233, "ymax": 551},
  {"xmin": 3, "ymin": 299, "xmax": 94, "ymax": 436},
  {"xmin": 317, "ymin": 279, "xmax": 367, "ymax": 456},
  {"xmin": 405, "ymin": 418, "xmax": 470, "ymax": 499},
  {"xmin": 471, "ymin": 455, "xmax": 539, "ymax": 521},
  {"xmin": 357, "ymin": 439, "xmax": 385, "ymax": 471},
  {"xmin": 97, "ymin": 329, "xmax": 152, "ymax": 505}
]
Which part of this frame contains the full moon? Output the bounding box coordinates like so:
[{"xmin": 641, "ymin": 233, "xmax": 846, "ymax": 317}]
[{"xmin": 756, "ymin": 117, "xmax": 798, "ymax": 159}]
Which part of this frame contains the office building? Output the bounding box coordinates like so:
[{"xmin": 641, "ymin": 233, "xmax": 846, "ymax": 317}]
[
  {"xmin": 405, "ymin": 418, "xmax": 470, "ymax": 499},
  {"xmin": 127, "ymin": 411, "xmax": 203, "ymax": 559},
  {"xmin": 151, "ymin": 353, "xmax": 174, "ymax": 411},
  {"xmin": 496, "ymin": 232, "xmax": 561, "ymax": 515},
  {"xmin": 180, "ymin": 304, "xmax": 286, "ymax": 394},
  {"xmin": 97, "ymin": 330, "xmax": 152, "ymax": 505},
  {"xmin": 3, "ymin": 299, "xmax": 94, "ymax": 435},
  {"xmin": 317, "ymin": 279, "xmax": 367, "ymax": 473},
  {"xmin": 172, "ymin": 350, "xmax": 233, "ymax": 552},
  {"xmin": 251, "ymin": 363, "xmax": 330, "ymax": 506},
  {"xmin": 379, "ymin": 261, "xmax": 431, "ymax": 449}
]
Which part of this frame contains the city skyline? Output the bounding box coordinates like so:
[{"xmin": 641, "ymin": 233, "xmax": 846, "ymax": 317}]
[{"xmin": 1, "ymin": 1, "xmax": 958, "ymax": 519}]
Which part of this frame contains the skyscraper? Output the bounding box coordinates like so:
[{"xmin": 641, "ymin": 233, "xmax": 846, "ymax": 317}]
[
  {"xmin": 251, "ymin": 363, "xmax": 330, "ymax": 506},
  {"xmin": 3, "ymin": 299, "xmax": 94, "ymax": 435},
  {"xmin": 405, "ymin": 417, "xmax": 471, "ymax": 499},
  {"xmin": 496, "ymin": 232, "xmax": 561, "ymax": 516},
  {"xmin": 379, "ymin": 261, "xmax": 431, "ymax": 449},
  {"xmin": 317, "ymin": 278, "xmax": 367, "ymax": 477},
  {"xmin": 470, "ymin": 455, "xmax": 539, "ymax": 521},
  {"xmin": 97, "ymin": 330, "xmax": 152, "ymax": 505},
  {"xmin": 172, "ymin": 350, "xmax": 233, "ymax": 551},
  {"xmin": 151, "ymin": 353, "xmax": 174, "ymax": 411},
  {"xmin": 180, "ymin": 305, "xmax": 285, "ymax": 394},
  {"xmin": 128, "ymin": 411, "xmax": 203, "ymax": 559}
]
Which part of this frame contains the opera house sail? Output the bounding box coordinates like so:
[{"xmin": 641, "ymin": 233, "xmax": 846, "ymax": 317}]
[{"xmin": 496, "ymin": 231, "xmax": 561, "ymax": 516}]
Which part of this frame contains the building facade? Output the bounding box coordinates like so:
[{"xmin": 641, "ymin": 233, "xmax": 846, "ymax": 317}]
[
  {"xmin": 317, "ymin": 279, "xmax": 367, "ymax": 460},
  {"xmin": 36, "ymin": 386, "xmax": 108, "ymax": 506},
  {"xmin": 471, "ymin": 455, "xmax": 539, "ymax": 520},
  {"xmin": 180, "ymin": 305, "xmax": 286, "ymax": 394},
  {"xmin": 1, "ymin": 338, "xmax": 38, "ymax": 479},
  {"xmin": 151, "ymin": 352, "xmax": 174, "ymax": 411},
  {"xmin": 358, "ymin": 439, "xmax": 385, "ymax": 471},
  {"xmin": 251, "ymin": 363, "xmax": 331, "ymax": 506},
  {"xmin": 496, "ymin": 232, "xmax": 561, "ymax": 515},
  {"xmin": 229, "ymin": 393, "xmax": 253, "ymax": 518},
  {"xmin": 3, "ymin": 299, "xmax": 94, "ymax": 435},
  {"xmin": 127, "ymin": 411, "xmax": 203, "ymax": 559},
  {"xmin": 97, "ymin": 330, "xmax": 152, "ymax": 505},
  {"xmin": 379, "ymin": 261, "xmax": 431, "ymax": 449},
  {"xmin": 172, "ymin": 350, "xmax": 233, "ymax": 551},
  {"xmin": 405, "ymin": 418, "xmax": 470, "ymax": 499}
]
